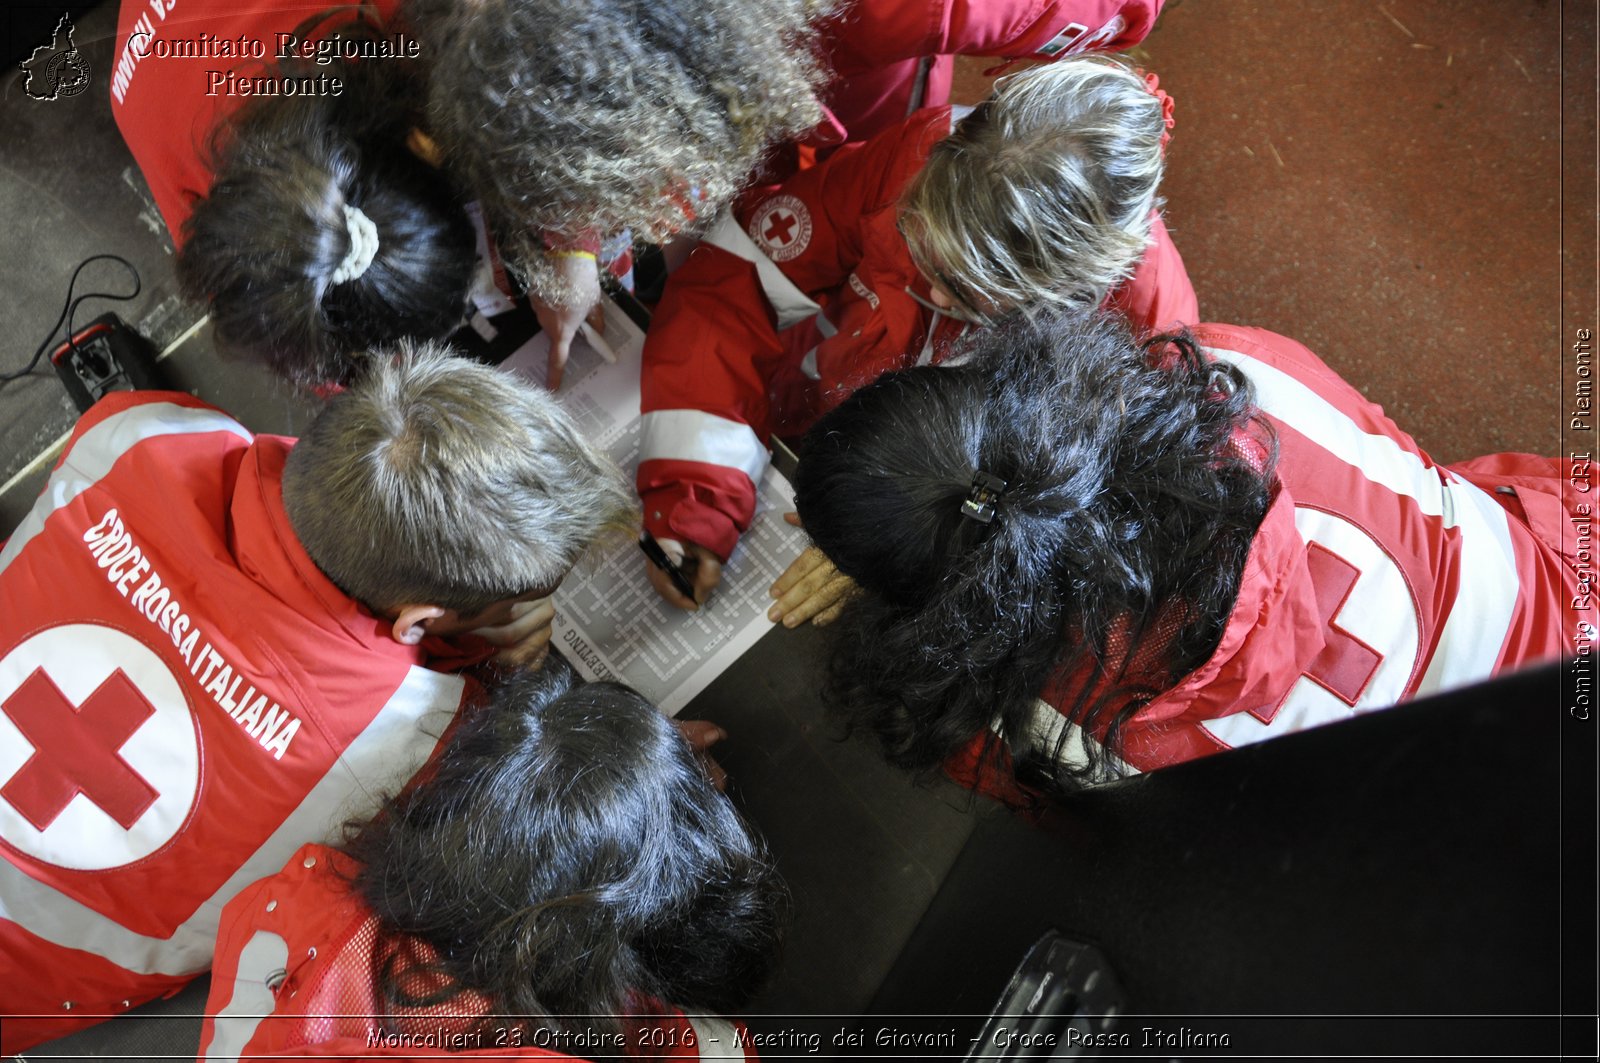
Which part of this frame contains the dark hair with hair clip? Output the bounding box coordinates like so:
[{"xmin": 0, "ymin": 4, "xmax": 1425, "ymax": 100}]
[
  {"xmin": 178, "ymin": 25, "xmax": 476, "ymax": 390},
  {"xmin": 794, "ymin": 311, "xmax": 1275, "ymax": 794},
  {"xmin": 343, "ymin": 658, "xmax": 787, "ymax": 1045}
]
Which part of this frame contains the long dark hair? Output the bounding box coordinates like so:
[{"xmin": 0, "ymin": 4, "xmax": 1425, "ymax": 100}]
[
  {"xmin": 178, "ymin": 36, "xmax": 476, "ymax": 390},
  {"xmin": 343, "ymin": 659, "xmax": 786, "ymax": 1042},
  {"xmin": 795, "ymin": 311, "xmax": 1275, "ymax": 794}
]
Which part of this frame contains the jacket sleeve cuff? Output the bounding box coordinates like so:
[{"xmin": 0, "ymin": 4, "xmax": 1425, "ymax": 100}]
[{"xmin": 638, "ymin": 471, "xmax": 755, "ymax": 563}]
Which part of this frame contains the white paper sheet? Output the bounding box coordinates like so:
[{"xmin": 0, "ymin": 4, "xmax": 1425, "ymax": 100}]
[{"xmin": 500, "ymin": 300, "xmax": 809, "ymax": 714}]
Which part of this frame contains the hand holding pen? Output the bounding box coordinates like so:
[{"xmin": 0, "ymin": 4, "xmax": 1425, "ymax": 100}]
[{"xmin": 640, "ymin": 532, "xmax": 723, "ymax": 611}]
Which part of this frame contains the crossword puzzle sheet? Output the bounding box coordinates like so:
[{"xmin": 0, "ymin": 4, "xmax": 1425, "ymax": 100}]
[{"xmin": 501, "ymin": 301, "xmax": 809, "ymax": 714}]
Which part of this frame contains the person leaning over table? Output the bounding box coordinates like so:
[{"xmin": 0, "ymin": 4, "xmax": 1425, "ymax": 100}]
[
  {"xmin": 111, "ymin": 0, "xmax": 404, "ymax": 246},
  {"xmin": 113, "ymin": 0, "xmax": 539, "ymax": 392},
  {"xmin": 0, "ymin": 345, "xmax": 634, "ymax": 1053},
  {"xmin": 789, "ymin": 309, "xmax": 1591, "ymax": 808},
  {"xmin": 401, "ymin": 0, "xmax": 1168, "ymax": 386},
  {"xmin": 197, "ymin": 659, "xmax": 783, "ymax": 1061},
  {"xmin": 174, "ymin": 50, "xmax": 485, "ymax": 392},
  {"xmin": 632, "ymin": 56, "xmax": 1197, "ymax": 611}
]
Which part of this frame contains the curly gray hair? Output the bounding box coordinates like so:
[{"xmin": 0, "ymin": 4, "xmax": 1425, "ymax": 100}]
[{"xmin": 404, "ymin": 0, "xmax": 829, "ymax": 303}]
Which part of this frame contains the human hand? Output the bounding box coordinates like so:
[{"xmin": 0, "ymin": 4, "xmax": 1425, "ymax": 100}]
[
  {"xmin": 473, "ymin": 598, "xmax": 556, "ymax": 670},
  {"xmin": 531, "ymin": 253, "xmax": 603, "ymax": 390},
  {"xmin": 405, "ymin": 127, "xmax": 442, "ymax": 166},
  {"xmin": 645, "ymin": 538, "xmax": 723, "ymax": 611},
  {"xmin": 767, "ymin": 512, "xmax": 856, "ymax": 627},
  {"xmin": 676, "ymin": 719, "xmax": 728, "ymax": 790}
]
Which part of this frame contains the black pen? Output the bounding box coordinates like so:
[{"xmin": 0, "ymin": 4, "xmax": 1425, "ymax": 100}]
[{"xmin": 639, "ymin": 532, "xmax": 699, "ymax": 605}]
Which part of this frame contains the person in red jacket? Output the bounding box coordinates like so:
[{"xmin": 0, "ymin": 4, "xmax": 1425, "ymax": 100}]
[
  {"xmin": 790, "ymin": 310, "xmax": 1590, "ymax": 806},
  {"xmin": 111, "ymin": 0, "xmax": 403, "ymax": 242},
  {"xmin": 112, "ymin": 0, "xmax": 493, "ymax": 390},
  {"xmin": 815, "ymin": 0, "xmax": 1165, "ymax": 145},
  {"xmin": 198, "ymin": 662, "xmax": 782, "ymax": 1061},
  {"xmin": 174, "ymin": 54, "xmax": 480, "ymax": 390},
  {"xmin": 401, "ymin": 0, "xmax": 1166, "ymax": 385},
  {"xmin": 0, "ymin": 345, "xmax": 634, "ymax": 1053},
  {"xmin": 638, "ymin": 57, "xmax": 1196, "ymax": 609}
]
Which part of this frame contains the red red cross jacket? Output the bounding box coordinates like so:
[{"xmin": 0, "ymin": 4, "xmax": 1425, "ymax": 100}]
[
  {"xmin": 948, "ymin": 324, "xmax": 1593, "ymax": 803},
  {"xmin": 818, "ymin": 0, "xmax": 1166, "ymax": 146},
  {"xmin": 110, "ymin": 0, "xmax": 404, "ymax": 243},
  {"xmin": 198, "ymin": 844, "xmax": 760, "ymax": 1061},
  {"xmin": 0, "ymin": 393, "xmax": 486, "ymax": 1054},
  {"xmin": 638, "ymin": 105, "xmax": 1197, "ymax": 561}
]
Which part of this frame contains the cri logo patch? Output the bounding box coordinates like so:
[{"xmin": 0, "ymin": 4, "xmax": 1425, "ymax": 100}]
[
  {"xmin": 19, "ymin": 14, "xmax": 92, "ymax": 102},
  {"xmin": 0, "ymin": 624, "xmax": 200, "ymax": 870},
  {"xmin": 749, "ymin": 194, "xmax": 813, "ymax": 262}
]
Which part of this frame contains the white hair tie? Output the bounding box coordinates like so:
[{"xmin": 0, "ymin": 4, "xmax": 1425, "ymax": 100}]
[{"xmin": 330, "ymin": 203, "xmax": 380, "ymax": 285}]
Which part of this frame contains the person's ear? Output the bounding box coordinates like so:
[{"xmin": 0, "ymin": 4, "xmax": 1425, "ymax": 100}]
[{"xmin": 390, "ymin": 604, "xmax": 449, "ymax": 646}]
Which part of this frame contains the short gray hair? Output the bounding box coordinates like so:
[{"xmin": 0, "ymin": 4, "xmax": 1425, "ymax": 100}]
[
  {"xmin": 899, "ymin": 56, "xmax": 1167, "ymax": 317},
  {"xmin": 283, "ymin": 341, "xmax": 636, "ymax": 614}
]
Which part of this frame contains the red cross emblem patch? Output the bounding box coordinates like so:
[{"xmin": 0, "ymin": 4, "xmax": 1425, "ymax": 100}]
[
  {"xmin": 0, "ymin": 624, "xmax": 200, "ymax": 870},
  {"xmin": 1199, "ymin": 507, "xmax": 1418, "ymax": 752},
  {"xmin": 748, "ymin": 194, "xmax": 812, "ymax": 262}
]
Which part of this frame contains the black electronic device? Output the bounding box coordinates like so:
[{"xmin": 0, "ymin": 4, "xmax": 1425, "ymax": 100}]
[
  {"xmin": 49, "ymin": 313, "xmax": 164, "ymax": 412},
  {"xmin": 965, "ymin": 932, "xmax": 1126, "ymax": 1060}
]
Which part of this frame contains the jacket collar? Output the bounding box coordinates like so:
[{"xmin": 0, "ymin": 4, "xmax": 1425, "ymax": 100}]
[{"xmin": 228, "ymin": 438, "xmax": 423, "ymax": 660}]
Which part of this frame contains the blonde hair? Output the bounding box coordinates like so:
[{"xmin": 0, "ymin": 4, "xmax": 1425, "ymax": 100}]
[
  {"xmin": 283, "ymin": 341, "xmax": 636, "ymax": 614},
  {"xmin": 899, "ymin": 56, "xmax": 1167, "ymax": 317}
]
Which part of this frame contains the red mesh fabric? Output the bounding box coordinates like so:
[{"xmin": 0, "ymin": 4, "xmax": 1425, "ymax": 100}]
[
  {"xmin": 282, "ymin": 915, "xmax": 494, "ymax": 1048},
  {"xmin": 1110, "ymin": 602, "xmax": 1187, "ymax": 688},
  {"xmin": 378, "ymin": 939, "xmax": 495, "ymax": 1039},
  {"xmin": 1043, "ymin": 599, "xmax": 1190, "ymax": 726},
  {"xmin": 946, "ymin": 602, "xmax": 1195, "ymax": 807},
  {"xmin": 1225, "ymin": 420, "xmax": 1273, "ymax": 478}
]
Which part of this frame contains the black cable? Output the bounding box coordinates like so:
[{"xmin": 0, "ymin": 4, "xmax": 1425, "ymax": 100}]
[{"xmin": 1, "ymin": 254, "xmax": 143, "ymax": 386}]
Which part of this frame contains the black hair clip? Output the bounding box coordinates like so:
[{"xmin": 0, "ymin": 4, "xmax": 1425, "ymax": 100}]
[{"xmin": 961, "ymin": 471, "xmax": 1008, "ymax": 524}]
